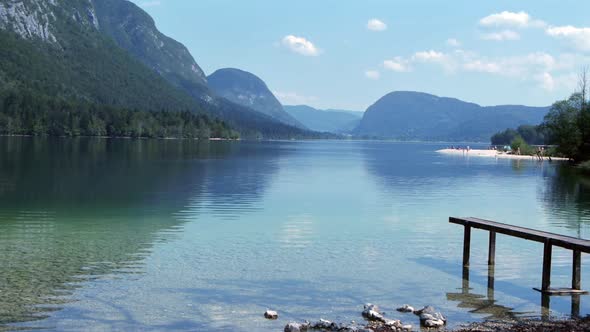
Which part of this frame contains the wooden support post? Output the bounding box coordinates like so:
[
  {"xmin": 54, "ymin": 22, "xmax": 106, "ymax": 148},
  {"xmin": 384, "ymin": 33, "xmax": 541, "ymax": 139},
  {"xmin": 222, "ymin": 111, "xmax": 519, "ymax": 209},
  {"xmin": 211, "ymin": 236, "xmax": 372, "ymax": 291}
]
[
  {"xmin": 541, "ymin": 294, "xmax": 550, "ymax": 321},
  {"xmin": 463, "ymin": 225, "xmax": 471, "ymax": 267},
  {"xmin": 573, "ymin": 250, "xmax": 581, "ymax": 290},
  {"xmin": 542, "ymin": 240, "xmax": 552, "ymax": 291},
  {"xmin": 488, "ymin": 231, "xmax": 496, "ymax": 266},
  {"xmin": 487, "ymin": 265, "xmax": 495, "ymax": 301},
  {"xmin": 462, "ymin": 266, "xmax": 470, "ymax": 294},
  {"xmin": 572, "ymin": 294, "xmax": 581, "ymax": 318}
]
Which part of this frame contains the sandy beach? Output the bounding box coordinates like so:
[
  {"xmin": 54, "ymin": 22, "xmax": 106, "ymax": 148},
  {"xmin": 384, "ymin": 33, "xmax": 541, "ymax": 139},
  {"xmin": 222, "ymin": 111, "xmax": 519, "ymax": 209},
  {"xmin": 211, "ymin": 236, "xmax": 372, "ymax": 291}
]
[{"xmin": 436, "ymin": 149, "xmax": 570, "ymax": 161}]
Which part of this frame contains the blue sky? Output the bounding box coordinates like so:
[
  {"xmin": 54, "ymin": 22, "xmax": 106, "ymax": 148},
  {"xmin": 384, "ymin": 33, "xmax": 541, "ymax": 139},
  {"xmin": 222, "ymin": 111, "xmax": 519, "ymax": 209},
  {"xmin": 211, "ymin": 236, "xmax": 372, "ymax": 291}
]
[{"xmin": 131, "ymin": 0, "xmax": 590, "ymax": 111}]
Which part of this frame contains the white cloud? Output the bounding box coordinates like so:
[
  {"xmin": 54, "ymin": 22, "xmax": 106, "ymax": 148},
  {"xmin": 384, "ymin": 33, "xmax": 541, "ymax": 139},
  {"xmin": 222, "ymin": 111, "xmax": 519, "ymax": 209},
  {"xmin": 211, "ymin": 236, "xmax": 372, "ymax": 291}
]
[
  {"xmin": 479, "ymin": 11, "xmax": 545, "ymax": 28},
  {"xmin": 367, "ymin": 19, "xmax": 387, "ymax": 31},
  {"xmin": 140, "ymin": 1, "xmax": 161, "ymax": 7},
  {"xmin": 463, "ymin": 60, "xmax": 502, "ymax": 74},
  {"xmin": 273, "ymin": 91, "xmax": 318, "ymax": 105},
  {"xmin": 537, "ymin": 72, "xmax": 555, "ymax": 91},
  {"xmin": 546, "ymin": 25, "xmax": 590, "ymax": 52},
  {"xmin": 381, "ymin": 46, "xmax": 582, "ymax": 91},
  {"xmin": 479, "ymin": 11, "xmax": 529, "ymax": 27},
  {"xmin": 377, "ymin": 8, "xmax": 590, "ymax": 92},
  {"xmin": 481, "ymin": 30, "xmax": 520, "ymax": 41},
  {"xmin": 412, "ymin": 50, "xmax": 458, "ymax": 72},
  {"xmin": 524, "ymin": 52, "xmax": 556, "ymax": 70},
  {"xmin": 413, "ymin": 50, "xmax": 446, "ymax": 61},
  {"xmin": 383, "ymin": 58, "xmax": 411, "ymax": 72},
  {"xmin": 365, "ymin": 70, "xmax": 381, "ymax": 80},
  {"xmin": 462, "ymin": 52, "xmax": 557, "ymax": 76},
  {"xmin": 446, "ymin": 38, "xmax": 461, "ymax": 47},
  {"xmin": 281, "ymin": 35, "xmax": 320, "ymax": 56}
]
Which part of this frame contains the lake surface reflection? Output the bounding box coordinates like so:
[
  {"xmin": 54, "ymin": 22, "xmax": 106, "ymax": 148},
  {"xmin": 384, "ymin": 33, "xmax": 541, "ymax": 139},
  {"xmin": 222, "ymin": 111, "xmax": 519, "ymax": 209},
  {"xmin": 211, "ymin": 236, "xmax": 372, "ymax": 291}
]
[{"xmin": 1, "ymin": 138, "xmax": 590, "ymax": 331}]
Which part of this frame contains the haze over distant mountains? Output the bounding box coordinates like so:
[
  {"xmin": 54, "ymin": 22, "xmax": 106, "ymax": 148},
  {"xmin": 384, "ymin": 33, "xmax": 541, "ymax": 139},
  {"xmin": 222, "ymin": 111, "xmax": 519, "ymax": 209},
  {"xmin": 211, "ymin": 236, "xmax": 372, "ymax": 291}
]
[
  {"xmin": 284, "ymin": 105, "xmax": 361, "ymax": 133},
  {"xmin": 354, "ymin": 91, "xmax": 549, "ymax": 141},
  {"xmin": 208, "ymin": 68, "xmax": 305, "ymax": 129}
]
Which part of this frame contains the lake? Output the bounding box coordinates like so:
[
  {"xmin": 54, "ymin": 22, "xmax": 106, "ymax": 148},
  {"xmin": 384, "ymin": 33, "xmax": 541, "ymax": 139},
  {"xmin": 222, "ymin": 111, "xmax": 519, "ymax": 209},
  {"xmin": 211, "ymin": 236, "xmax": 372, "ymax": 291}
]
[{"xmin": 1, "ymin": 137, "xmax": 590, "ymax": 331}]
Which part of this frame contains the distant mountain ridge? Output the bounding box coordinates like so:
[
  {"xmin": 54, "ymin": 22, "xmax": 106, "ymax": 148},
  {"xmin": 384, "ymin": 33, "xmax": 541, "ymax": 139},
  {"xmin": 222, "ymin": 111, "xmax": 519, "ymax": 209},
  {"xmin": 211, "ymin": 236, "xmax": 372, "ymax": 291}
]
[
  {"xmin": 356, "ymin": 91, "xmax": 549, "ymax": 141},
  {"xmin": 208, "ymin": 68, "xmax": 305, "ymax": 128},
  {"xmin": 284, "ymin": 105, "xmax": 361, "ymax": 133}
]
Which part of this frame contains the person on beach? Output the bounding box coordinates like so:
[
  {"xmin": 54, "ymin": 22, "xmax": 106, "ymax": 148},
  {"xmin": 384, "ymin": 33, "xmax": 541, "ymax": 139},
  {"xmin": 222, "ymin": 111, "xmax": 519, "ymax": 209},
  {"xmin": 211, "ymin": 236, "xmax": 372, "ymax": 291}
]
[{"xmin": 537, "ymin": 146, "xmax": 543, "ymax": 160}]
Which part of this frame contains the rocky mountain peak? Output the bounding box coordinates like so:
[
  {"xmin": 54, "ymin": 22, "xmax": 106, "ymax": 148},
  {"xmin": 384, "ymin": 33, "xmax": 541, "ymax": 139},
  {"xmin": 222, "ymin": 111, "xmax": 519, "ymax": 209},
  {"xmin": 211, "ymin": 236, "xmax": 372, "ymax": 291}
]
[
  {"xmin": 0, "ymin": 0, "xmax": 104, "ymax": 44},
  {"xmin": 0, "ymin": 0, "xmax": 58, "ymax": 42}
]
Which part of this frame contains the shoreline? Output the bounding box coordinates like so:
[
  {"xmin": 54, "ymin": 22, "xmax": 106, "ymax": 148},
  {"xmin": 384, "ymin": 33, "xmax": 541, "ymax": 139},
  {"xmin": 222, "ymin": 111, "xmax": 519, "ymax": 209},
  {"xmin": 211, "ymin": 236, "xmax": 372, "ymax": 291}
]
[
  {"xmin": 452, "ymin": 316, "xmax": 590, "ymax": 332},
  {"xmin": 0, "ymin": 134, "xmax": 238, "ymax": 141},
  {"xmin": 436, "ymin": 148, "xmax": 570, "ymax": 161}
]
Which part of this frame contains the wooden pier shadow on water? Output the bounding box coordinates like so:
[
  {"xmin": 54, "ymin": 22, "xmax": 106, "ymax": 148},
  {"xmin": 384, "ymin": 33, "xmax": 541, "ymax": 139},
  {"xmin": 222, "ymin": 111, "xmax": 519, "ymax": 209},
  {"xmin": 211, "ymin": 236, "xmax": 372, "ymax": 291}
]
[
  {"xmin": 453, "ymin": 263, "xmax": 583, "ymax": 321},
  {"xmin": 414, "ymin": 257, "xmax": 586, "ymax": 321},
  {"xmin": 447, "ymin": 265, "xmax": 520, "ymax": 321}
]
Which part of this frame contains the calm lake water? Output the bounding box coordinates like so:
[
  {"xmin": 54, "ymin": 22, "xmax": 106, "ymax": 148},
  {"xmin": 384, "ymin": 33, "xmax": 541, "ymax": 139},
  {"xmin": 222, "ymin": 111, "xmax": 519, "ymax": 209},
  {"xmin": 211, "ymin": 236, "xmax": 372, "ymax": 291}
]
[{"xmin": 1, "ymin": 137, "xmax": 590, "ymax": 331}]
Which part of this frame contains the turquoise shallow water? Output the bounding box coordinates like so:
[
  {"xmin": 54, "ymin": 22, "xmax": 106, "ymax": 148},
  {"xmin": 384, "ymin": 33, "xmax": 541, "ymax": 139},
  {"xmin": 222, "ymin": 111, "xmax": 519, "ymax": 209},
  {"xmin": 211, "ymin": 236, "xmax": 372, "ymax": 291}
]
[{"xmin": 1, "ymin": 137, "xmax": 590, "ymax": 331}]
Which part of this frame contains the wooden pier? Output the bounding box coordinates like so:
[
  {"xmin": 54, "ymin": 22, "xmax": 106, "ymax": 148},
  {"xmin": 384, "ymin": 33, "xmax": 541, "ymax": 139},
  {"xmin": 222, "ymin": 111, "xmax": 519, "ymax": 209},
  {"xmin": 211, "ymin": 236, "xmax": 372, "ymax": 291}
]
[{"xmin": 450, "ymin": 217, "xmax": 590, "ymax": 295}]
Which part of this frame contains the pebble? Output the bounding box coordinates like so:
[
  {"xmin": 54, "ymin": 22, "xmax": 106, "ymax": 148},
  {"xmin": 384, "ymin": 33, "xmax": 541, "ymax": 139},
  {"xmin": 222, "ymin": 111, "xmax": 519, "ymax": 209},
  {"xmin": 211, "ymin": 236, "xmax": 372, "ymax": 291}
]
[{"xmin": 264, "ymin": 309, "xmax": 278, "ymax": 319}]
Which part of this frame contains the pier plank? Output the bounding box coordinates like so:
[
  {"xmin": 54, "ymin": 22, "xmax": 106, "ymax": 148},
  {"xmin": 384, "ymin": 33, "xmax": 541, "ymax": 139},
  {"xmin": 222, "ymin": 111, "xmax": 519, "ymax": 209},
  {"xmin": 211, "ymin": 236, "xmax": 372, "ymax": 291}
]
[{"xmin": 450, "ymin": 217, "xmax": 590, "ymax": 253}]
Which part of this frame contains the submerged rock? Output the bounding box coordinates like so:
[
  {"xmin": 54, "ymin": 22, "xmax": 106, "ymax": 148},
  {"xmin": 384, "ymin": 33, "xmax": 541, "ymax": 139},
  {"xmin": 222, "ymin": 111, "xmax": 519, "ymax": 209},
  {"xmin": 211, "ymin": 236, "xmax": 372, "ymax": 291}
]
[
  {"xmin": 396, "ymin": 305, "xmax": 415, "ymax": 313},
  {"xmin": 311, "ymin": 318, "xmax": 337, "ymax": 329},
  {"xmin": 423, "ymin": 319, "xmax": 444, "ymax": 328},
  {"xmin": 264, "ymin": 309, "xmax": 278, "ymax": 319},
  {"xmin": 284, "ymin": 321, "xmax": 310, "ymax": 332}
]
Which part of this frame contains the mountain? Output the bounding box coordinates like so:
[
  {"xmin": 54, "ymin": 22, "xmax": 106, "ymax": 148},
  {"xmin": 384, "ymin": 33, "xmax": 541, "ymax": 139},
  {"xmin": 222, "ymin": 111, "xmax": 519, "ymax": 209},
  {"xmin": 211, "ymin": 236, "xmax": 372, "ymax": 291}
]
[
  {"xmin": 0, "ymin": 0, "xmax": 311, "ymax": 138},
  {"xmin": 0, "ymin": 0, "xmax": 197, "ymax": 112},
  {"xmin": 91, "ymin": 0, "xmax": 211, "ymax": 101},
  {"xmin": 284, "ymin": 105, "xmax": 362, "ymax": 133},
  {"xmin": 356, "ymin": 91, "xmax": 549, "ymax": 141},
  {"xmin": 207, "ymin": 68, "xmax": 305, "ymax": 129}
]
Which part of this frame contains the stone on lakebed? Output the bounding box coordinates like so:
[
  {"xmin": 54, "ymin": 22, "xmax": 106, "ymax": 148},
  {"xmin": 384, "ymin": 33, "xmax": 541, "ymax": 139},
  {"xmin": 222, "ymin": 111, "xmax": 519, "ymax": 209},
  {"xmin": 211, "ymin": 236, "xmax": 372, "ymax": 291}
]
[{"xmin": 264, "ymin": 309, "xmax": 278, "ymax": 320}]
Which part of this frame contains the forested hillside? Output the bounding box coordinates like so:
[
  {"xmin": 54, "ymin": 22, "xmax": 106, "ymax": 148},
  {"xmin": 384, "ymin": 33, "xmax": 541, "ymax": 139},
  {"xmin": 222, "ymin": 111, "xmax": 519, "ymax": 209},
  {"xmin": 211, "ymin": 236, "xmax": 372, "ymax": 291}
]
[{"xmin": 0, "ymin": 0, "xmax": 313, "ymax": 139}]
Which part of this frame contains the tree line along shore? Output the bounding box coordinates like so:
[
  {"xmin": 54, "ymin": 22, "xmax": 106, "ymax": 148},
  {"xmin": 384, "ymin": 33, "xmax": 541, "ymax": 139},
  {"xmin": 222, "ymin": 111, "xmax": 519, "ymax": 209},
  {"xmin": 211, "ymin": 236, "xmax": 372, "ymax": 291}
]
[
  {"xmin": 0, "ymin": 88, "xmax": 239, "ymax": 140},
  {"xmin": 490, "ymin": 70, "xmax": 590, "ymax": 165}
]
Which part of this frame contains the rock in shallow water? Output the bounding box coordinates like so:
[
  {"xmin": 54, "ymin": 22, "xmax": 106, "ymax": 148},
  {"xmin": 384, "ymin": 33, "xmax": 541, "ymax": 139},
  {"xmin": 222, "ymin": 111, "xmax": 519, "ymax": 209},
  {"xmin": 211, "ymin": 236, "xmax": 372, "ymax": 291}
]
[
  {"xmin": 264, "ymin": 310, "xmax": 278, "ymax": 319},
  {"xmin": 284, "ymin": 303, "xmax": 415, "ymax": 332},
  {"xmin": 362, "ymin": 303, "xmax": 385, "ymax": 322},
  {"xmin": 414, "ymin": 305, "xmax": 446, "ymax": 328},
  {"xmin": 396, "ymin": 304, "xmax": 415, "ymax": 313},
  {"xmin": 402, "ymin": 324, "xmax": 413, "ymax": 330},
  {"xmin": 311, "ymin": 318, "xmax": 337, "ymax": 329},
  {"xmin": 284, "ymin": 322, "xmax": 309, "ymax": 332},
  {"xmin": 423, "ymin": 318, "xmax": 445, "ymax": 328}
]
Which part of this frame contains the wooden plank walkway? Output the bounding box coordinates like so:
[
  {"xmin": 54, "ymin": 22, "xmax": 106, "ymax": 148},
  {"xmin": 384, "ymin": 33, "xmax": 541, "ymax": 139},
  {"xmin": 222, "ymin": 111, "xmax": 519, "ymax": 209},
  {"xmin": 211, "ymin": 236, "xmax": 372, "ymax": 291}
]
[{"xmin": 450, "ymin": 217, "xmax": 590, "ymax": 295}]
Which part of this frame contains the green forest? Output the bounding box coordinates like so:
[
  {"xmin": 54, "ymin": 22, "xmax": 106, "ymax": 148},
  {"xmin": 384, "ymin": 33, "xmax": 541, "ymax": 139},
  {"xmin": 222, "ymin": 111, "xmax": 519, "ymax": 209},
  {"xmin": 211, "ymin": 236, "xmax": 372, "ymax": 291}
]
[
  {"xmin": 491, "ymin": 125, "xmax": 545, "ymax": 146},
  {"xmin": 0, "ymin": 88, "xmax": 239, "ymax": 139},
  {"xmin": 0, "ymin": 25, "xmax": 312, "ymax": 140},
  {"xmin": 491, "ymin": 76, "xmax": 590, "ymax": 161}
]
